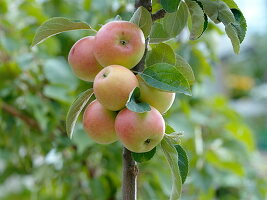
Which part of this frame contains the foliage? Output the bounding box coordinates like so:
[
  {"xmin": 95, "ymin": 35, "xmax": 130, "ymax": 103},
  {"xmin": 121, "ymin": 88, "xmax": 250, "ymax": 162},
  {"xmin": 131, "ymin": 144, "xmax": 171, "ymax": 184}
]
[
  {"xmin": 0, "ymin": 0, "xmax": 266, "ymax": 199},
  {"xmin": 221, "ymin": 34, "xmax": 267, "ymax": 150},
  {"xmin": 31, "ymin": 17, "xmax": 94, "ymax": 47},
  {"xmin": 130, "ymin": 6, "xmax": 152, "ymax": 38},
  {"xmin": 66, "ymin": 88, "xmax": 93, "ymax": 138},
  {"xmin": 126, "ymin": 87, "xmax": 151, "ymax": 113}
]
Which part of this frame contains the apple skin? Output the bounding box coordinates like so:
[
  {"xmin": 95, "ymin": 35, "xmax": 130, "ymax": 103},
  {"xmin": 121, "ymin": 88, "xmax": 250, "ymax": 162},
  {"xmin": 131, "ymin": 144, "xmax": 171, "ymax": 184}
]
[
  {"xmin": 115, "ymin": 107, "xmax": 165, "ymax": 153},
  {"xmin": 93, "ymin": 65, "xmax": 139, "ymax": 111},
  {"xmin": 68, "ymin": 36, "xmax": 103, "ymax": 82},
  {"xmin": 83, "ymin": 100, "xmax": 117, "ymax": 144},
  {"xmin": 137, "ymin": 75, "xmax": 175, "ymax": 114},
  {"xmin": 94, "ymin": 21, "xmax": 145, "ymax": 69}
]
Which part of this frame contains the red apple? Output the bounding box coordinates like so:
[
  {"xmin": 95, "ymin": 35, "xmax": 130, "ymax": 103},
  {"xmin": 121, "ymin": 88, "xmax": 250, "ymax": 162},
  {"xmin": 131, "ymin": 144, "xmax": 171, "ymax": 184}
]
[
  {"xmin": 83, "ymin": 100, "xmax": 117, "ymax": 144},
  {"xmin": 115, "ymin": 107, "xmax": 165, "ymax": 153},
  {"xmin": 94, "ymin": 21, "xmax": 145, "ymax": 69},
  {"xmin": 68, "ymin": 36, "xmax": 102, "ymax": 82},
  {"xmin": 93, "ymin": 65, "xmax": 139, "ymax": 111}
]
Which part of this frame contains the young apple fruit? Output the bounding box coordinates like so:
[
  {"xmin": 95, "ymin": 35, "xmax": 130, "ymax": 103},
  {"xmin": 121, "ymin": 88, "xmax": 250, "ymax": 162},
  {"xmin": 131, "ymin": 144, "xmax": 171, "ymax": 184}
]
[
  {"xmin": 115, "ymin": 107, "xmax": 165, "ymax": 153},
  {"xmin": 94, "ymin": 21, "xmax": 145, "ymax": 69},
  {"xmin": 83, "ymin": 100, "xmax": 117, "ymax": 144},
  {"xmin": 68, "ymin": 36, "xmax": 102, "ymax": 82},
  {"xmin": 137, "ymin": 75, "xmax": 175, "ymax": 114},
  {"xmin": 93, "ymin": 65, "xmax": 139, "ymax": 111}
]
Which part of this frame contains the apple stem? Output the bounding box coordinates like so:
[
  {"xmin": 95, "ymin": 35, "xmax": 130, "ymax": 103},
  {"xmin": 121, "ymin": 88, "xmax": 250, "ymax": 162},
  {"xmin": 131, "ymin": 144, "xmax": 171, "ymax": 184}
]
[
  {"xmin": 122, "ymin": 147, "xmax": 138, "ymax": 200},
  {"xmin": 121, "ymin": 1, "xmax": 152, "ymax": 200}
]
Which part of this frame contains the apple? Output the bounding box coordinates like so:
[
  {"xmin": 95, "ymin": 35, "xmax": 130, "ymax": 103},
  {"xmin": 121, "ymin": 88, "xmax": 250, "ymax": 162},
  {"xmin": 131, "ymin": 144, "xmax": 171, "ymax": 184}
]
[
  {"xmin": 83, "ymin": 100, "xmax": 117, "ymax": 144},
  {"xmin": 115, "ymin": 107, "xmax": 165, "ymax": 153},
  {"xmin": 68, "ymin": 36, "xmax": 103, "ymax": 82},
  {"xmin": 93, "ymin": 65, "xmax": 139, "ymax": 111},
  {"xmin": 94, "ymin": 21, "xmax": 145, "ymax": 69},
  {"xmin": 137, "ymin": 75, "xmax": 175, "ymax": 114}
]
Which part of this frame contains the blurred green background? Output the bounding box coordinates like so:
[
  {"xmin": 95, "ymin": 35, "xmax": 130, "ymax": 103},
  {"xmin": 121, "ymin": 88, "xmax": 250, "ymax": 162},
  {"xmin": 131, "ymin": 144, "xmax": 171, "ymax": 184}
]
[{"xmin": 0, "ymin": 0, "xmax": 266, "ymax": 199}]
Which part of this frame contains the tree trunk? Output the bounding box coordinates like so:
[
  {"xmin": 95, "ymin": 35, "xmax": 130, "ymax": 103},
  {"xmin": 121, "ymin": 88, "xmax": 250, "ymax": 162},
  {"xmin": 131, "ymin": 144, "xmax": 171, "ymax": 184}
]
[
  {"xmin": 122, "ymin": 1, "xmax": 152, "ymax": 199},
  {"xmin": 122, "ymin": 148, "xmax": 138, "ymax": 200}
]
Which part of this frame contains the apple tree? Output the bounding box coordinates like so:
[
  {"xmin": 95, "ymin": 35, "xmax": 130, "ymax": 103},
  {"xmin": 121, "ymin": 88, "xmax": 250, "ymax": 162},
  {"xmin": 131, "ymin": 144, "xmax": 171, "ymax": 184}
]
[{"xmin": 30, "ymin": 0, "xmax": 247, "ymax": 199}]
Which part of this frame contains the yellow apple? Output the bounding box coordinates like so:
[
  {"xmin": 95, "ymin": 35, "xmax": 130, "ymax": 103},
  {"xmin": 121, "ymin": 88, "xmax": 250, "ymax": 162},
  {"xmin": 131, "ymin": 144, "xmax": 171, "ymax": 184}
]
[
  {"xmin": 93, "ymin": 65, "xmax": 139, "ymax": 111},
  {"xmin": 137, "ymin": 75, "xmax": 175, "ymax": 114}
]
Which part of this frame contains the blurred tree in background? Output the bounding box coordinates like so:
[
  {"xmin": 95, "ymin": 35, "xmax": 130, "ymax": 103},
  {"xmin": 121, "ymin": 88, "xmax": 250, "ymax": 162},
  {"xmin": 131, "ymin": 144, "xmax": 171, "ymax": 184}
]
[{"xmin": 0, "ymin": 0, "xmax": 266, "ymax": 199}]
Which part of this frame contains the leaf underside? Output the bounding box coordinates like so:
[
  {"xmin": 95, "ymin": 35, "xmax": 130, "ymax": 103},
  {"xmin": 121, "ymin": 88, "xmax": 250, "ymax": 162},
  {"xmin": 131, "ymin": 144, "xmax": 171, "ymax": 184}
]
[
  {"xmin": 126, "ymin": 87, "xmax": 151, "ymax": 113},
  {"xmin": 161, "ymin": 137, "xmax": 182, "ymax": 200},
  {"xmin": 32, "ymin": 17, "xmax": 92, "ymax": 47},
  {"xmin": 66, "ymin": 89, "xmax": 94, "ymax": 139},
  {"xmin": 130, "ymin": 6, "xmax": 152, "ymax": 38}
]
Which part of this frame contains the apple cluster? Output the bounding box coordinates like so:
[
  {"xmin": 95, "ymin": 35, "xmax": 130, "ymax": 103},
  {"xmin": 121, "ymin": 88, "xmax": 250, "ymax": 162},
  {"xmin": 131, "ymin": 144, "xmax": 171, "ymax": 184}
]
[{"xmin": 68, "ymin": 21, "xmax": 175, "ymax": 153}]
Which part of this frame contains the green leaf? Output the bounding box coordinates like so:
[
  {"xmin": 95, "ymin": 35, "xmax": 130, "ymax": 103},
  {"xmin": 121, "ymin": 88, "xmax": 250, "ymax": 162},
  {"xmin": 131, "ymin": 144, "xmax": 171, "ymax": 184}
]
[
  {"xmin": 43, "ymin": 85, "xmax": 70, "ymax": 103},
  {"xmin": 206, "ymin": 149, "xmax": 245, "ymax": 176},
  {"xmin": 126, "ymin": 87, "xmax": 151, "ymax": 113},
  {"xmin": 174, "ymin": 145, "xmax": 188, "ymax": 184},
  {"xmin": 161, "ymin": 137, "xmax": 182, "ymax": 200},
  {"xmin": 146, "ymin": 43, "xmax": 176, "ymax": 67},
  {"xmin": 175, "ymin": 54, "xmax": 195, "ymax": 85},
  {"xmin": 149, "ymin": 22, "xmax": 171, "ymax": 44},
  {"xmin": 226, "ymin": 123, "xmax": 255, "ymax": 152},
  {"xmin": 198, "ymin": 0, "xmax": 220, "ymax": 23},
  {"xmin": 225, "ymin": 23, "xmax": 240, "ymax": 54},
  {"xmin": 199, "ymin": 0, "xmax": 236, "ymax": 25},
  {"xmin": 160, "ymin": 0, "xmax": 181, "ymax": 13},
  {"xmin": 165, "ymin": 124, "xmax": 183, "ymax": 144},
  {"xmin": 217, "ymin": 1, "xmax": 236, "ymax": 25},
  {"xmin": 139, "ymin": 63, "xmax": 191, "ymax": 95},
  {"xmin": 231, "ymin": 8, "xmax": 247, "ymax": 43},
  {"xmin": 43, "ymin": 58, "xmax": 78, "ymax": 89},
  {"xmin": 163, "ymin": 1, "xmax": 188, "ymax": 37},
  {"xmin": 66, "ymin": 89, "xmax": 94, "ymax": 139},
  {"xmin": 221, "ymin": 0, "xmax": 239, "ymax": 9},
  {"xmin": 72, "ymin": 124, "xmax": 94, "ymax": 154},
  {"xmin": 185, "ymin": 0, "xmax": 207, "ymax": 39},
  {"xmin": 132, "ymin": 147, "xmax": 156, "ymax": 162},
  {"xmin": 146, "ymin": 43, "xmax": 195, "ymax": 87},
  {"xmin": 31, "ymin": 17, "xmax": 93, "ymax": 47},
  {"xmin": 165, "ymin": 132, "xmax": 183, "ymax": 144},
  {"xmin": 165, "ymin": 124, "xmax": 176, "ymax": 134},
  {"xmin": 130, "ymin": 6, "xmax": 152, "ymax": 38},
  {"xmin": 198, "ymin": 0, "xmax": 244, "ymax": 54},
  {"xmin": 114, "ymin": 15, "xmax": 122, "ymax": 21}
]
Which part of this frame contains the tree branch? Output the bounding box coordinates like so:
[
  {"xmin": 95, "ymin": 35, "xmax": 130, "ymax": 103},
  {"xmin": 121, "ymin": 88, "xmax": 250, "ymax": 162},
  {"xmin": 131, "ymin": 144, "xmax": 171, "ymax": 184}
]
[
  {"xmin": 122, "ymin": 1, "xmax": 152, "ymax": 200},
  {"xmin": 132, "ymin": 38, "xmax": 149, "ymax": 73},
  {"xmin": 122, "ymin": 148, "xmax": 138, "ymax": 200},
  {"xmin": 135, "ymin": 0, "xmax": 152, "ymax": 12},
  {"xmin": 152, "ymin": 9, "xmax": 166, "ymax": 21},
  {"xmin": 1, "ymin": 102, "xmax": 40, "ymax": 130}
]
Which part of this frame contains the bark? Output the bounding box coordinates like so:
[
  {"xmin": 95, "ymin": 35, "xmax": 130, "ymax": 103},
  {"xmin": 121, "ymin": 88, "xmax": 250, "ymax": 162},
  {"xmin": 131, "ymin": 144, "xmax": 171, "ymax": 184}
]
[
  {"xmin": 1, "ymin": 102, "xmax": 40, "ymax": 130},
  {"xmin": 122, "ymin": 148, "xmax": 138, "ymax": 200},
  {"xmin": 122, "ymin": 1, "xmax": 152, "ymax": 199},
  {"xmin": 152, "ymin": 9, "xmax": 166, "ymax": 21}
]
